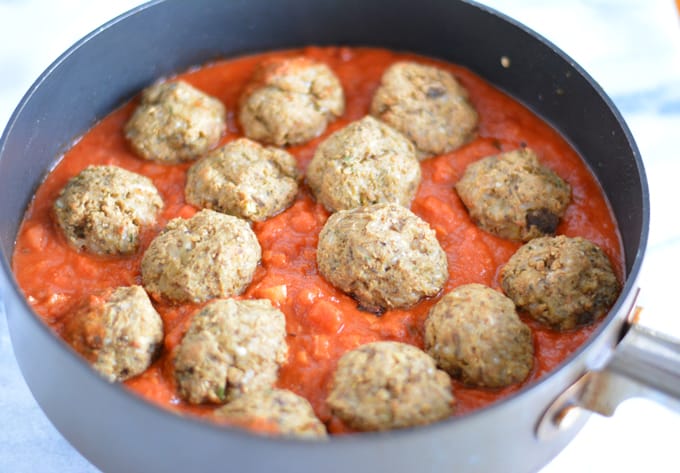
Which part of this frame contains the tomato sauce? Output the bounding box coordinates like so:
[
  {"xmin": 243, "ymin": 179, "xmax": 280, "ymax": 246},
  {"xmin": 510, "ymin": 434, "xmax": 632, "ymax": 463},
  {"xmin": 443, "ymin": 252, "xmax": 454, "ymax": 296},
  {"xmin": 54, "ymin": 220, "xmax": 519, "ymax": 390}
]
[{"xmin": 12, "ymin": 47, "xmax": 623, "ymax": 432}]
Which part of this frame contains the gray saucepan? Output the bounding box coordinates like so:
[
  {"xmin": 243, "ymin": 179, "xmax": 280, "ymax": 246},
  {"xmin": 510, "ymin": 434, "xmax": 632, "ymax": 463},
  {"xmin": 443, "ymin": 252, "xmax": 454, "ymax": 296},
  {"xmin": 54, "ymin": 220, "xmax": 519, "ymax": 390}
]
[{"xmin": 1, "ymin": 0, "xmax": 678, "ymax": 472}]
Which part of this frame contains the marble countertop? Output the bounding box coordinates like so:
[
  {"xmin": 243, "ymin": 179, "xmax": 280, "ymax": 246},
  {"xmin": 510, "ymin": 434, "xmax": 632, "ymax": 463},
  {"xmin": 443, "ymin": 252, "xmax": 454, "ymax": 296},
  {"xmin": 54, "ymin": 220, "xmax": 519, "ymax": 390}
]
[{"xmin": 1, "ymin": 1, "xmax": 679, "ymax": 471}]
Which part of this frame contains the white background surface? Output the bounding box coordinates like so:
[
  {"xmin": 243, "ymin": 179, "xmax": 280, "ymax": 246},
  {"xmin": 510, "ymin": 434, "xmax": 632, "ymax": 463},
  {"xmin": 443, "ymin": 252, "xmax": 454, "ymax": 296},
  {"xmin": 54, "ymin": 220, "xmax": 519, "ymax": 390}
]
[{"xmin": 1, "ymin": 1, "xmax": 679, "ymax": 472}]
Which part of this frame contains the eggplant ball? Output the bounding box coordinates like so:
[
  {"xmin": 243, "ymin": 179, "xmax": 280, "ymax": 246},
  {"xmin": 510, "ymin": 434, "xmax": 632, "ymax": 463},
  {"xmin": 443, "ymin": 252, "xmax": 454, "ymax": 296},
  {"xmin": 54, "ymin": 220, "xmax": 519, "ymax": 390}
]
[
  {"xmin": 501, "ymin": 235, "xmax": 621, "ymax": 331},
  {"xmin": 370, "ymin": 61, "xmax": 478, "ymax": 158},
  {"xmin": 124, "ymin": 80, "xmax": 226, "ymax": 163},
  {"xmin": 424, "ymin": 283, "xmax": 534, "ymax": 388},
  {"xmin": 185, "ymin": 138, "xmax": 299, "ymax": 222},
  {"xmin": 326, "ymin": 341, "xmax": 454, "ymax": 431},
  {"xmin": 62, "ymin": 285, "xmax": 163, "ymax": 382},
  {"xmin": 316, "ymin": 203, "xmax": 448, "ymax": 312},
  {"xmin": 174, "ymin": 298, "xmax": 288, "ymax": 405},
  {"xmin": 306, "ymin": 116, "xmax": 421, "ymax": 213},
  {"xmin": 53, "ymin": 165, "xmax": 163, "ymax": 255},
  {"xmin": 239, "ymin": 56, "xmax": 345, "ymax": 146},
  {"xmin": 141, "ymin": 209, "xmax": 261, "ymax": 303},
  {"xmin": 215, "ymin": 388, "xmax": 327, "ymax": 439},
  {"xmin": 456, "ymin": 148, "xmax": 571, "ymax": 241}
]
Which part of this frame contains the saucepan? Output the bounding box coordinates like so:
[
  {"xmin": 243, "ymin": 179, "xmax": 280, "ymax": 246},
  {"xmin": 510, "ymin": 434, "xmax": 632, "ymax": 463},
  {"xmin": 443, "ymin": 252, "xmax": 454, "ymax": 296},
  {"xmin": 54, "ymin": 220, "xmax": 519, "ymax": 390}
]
[{"xmin": 1, "ymin": 0, "xmax": 678, "ymax": 472}]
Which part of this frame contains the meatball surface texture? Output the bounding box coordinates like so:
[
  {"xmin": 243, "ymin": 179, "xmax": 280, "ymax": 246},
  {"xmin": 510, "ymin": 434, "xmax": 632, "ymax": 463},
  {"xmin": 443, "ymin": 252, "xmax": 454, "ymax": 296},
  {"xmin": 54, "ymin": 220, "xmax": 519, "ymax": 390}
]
[
  {"xmin": 501, "ymin": 235, "xmax": 620, "ymax": 331},
  {"xmin": 316, "ymin": 203, "xmax": 448, "ymax": 312},
  {"xmin": 141, "ymin": 209, "xmax": 261, "ymax": 303},
  {"xmin": 306, "ymin": 116, "xmax": 421, "ymax": 213},
  {"xmin": 239, "ymin": 56, "xmax": 344, "ymax": 146},
  {"xmin": 174, "ymin": 298, "xmax": 288, "ymax": 404},
  {"xmin": 125, "ymin": 80, "xmax": 226, "ymax": 163},
  {"xmin": 456, "ymin": 148, "xmax": 571, "ymax": 241},
  {"xmin": 62, "ymin": 285, "xmax": 163, "ymax": 382},
  {"xmin": 326, "ymin": 341, "xmax": 454, "ymax": 431},
  {"xmin": 185, "ymin": 138, "xmax": 299, "ymax": 221},
  {"xmin": 216, "ymin": 388, "xmax": 327, "ymax": 439},
  {"xmin": 53, "ymin": 165, "xmax": 163, "ymax": 255},
  {"xmin": 424, "ymin": 283, "xmax": 534, "ymax": 388},
  {"xmin": 370, "ymin": 61, "xmax": 478, "ymax": 158}
]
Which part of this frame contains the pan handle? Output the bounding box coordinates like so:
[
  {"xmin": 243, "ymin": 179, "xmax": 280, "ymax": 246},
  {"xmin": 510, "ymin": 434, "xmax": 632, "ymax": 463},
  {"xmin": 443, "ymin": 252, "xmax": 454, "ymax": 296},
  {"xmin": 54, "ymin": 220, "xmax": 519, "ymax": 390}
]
[{"xmin": 536, "ymin": 308, "xmax": 680, "ymax": 440}]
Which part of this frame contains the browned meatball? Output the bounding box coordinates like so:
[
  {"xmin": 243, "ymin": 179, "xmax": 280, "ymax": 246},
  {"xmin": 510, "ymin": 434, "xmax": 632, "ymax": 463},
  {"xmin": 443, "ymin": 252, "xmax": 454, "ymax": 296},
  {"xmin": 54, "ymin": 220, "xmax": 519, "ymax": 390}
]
[
  {"xmin": 215, "ymin": 388, "xmax": 327, "ymax": 439},
  {"xmin": 53, "ymin": 165, "xmax": 163, "ymax": 255},
  {"xmin": 62, "ymin": 285, "xmax": 163, "ymax": 382},
  {"xmin": 141, "ymin": 209, "xmax": 261, "ymax": 303},
  {"xmin": 316, "ymin": 203, "xmax": 448, "ymax": 313},
  {"xmin": 174, "ymin": 298, "xmax": 288, "ymax": 404},
  {"xmin": 306, "ymin": 116, "xmax": 421, "ymax": 213},
  {"xmin": 456, "ymin": 148, "xmax": 571, "ymax": 241},
  {"xmin": 124, "ymin": 80, "xmax": 226, "ymax": 163},
  {"xmin": 424, "ymin": 283, "xmax": 534, "ymax": 388},
  {"xmin": 239, "ymin": 56, "xmax": 344, "ymax": 146},
  {"xmin": 370, "ymin": 61, "xmax": 478, "ymax": 158},
  {"xmin": 185, "ymin": 138, "xmax": 299, "ymax": 222},
  {"xmin": 326, "ymin": 341, "xmax": 454, "ymax": 431},
  {"xmin": 501, "ymin": 235, "xmax": 620, "ymax": 331}
]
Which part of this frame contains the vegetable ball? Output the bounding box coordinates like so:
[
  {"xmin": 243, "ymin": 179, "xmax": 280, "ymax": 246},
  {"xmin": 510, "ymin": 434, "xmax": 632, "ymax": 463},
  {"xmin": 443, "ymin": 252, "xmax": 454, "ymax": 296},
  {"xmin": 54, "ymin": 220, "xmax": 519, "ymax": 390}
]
[
  {"xmin": 216, "ymin": 388, "xmax": 327, "ymax": 439},
  {"xmin": 141, "ymin": 209, "xmax": 261, "ymax": 303},
  {"xmin": 455, "ymin": 148, "xmax": 571, "ymax": 241},
  {"xmin": 370, "ymin": 61, "xmax": 478, "ymax": 158},
  {"xmin": 239, "ymin": 56, "xmax": 344, "ymax": 146},
  {"xmin": 124, "ymin": 80, "xmax": 226, "ymax": 163},
  {"xmin": 424, "ymin": 283, "xmax": 534, "ymax": 388},
  {"xmin": 174, "ymin": 298, "xmax": 288, "ymax": 404},
  {"xmin": 53, "ymin": 165, "xmax": 163, "ymax": 255},
  {"xmin": 501, "ymin": 235, "xmax": 620, "ymax": 331},
  {"xmin": 62, "ymin": 285, "xmax": 163, "ymax": 382},
  {"xmin": 306, "ymin": 116, "xmax": 420, "ymax": 213},
  {"xmin": 326, "ymin": 341, "xmax": 454, "ymax": 431},
  {"xmin": 316, "ymin": 203, "xmax": 448, "ymax": 313},
  {"xmin": 185, "ymin": 138, "xmax": 299, "ymax": 222}
]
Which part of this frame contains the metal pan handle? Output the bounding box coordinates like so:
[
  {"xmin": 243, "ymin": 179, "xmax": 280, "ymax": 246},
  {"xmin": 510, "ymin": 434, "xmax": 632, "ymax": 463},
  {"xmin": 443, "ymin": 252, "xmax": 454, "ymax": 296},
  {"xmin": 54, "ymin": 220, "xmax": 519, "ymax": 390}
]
[{"xmin": 536, "ymin": 307, "xmax": 680, "ymax": 440}]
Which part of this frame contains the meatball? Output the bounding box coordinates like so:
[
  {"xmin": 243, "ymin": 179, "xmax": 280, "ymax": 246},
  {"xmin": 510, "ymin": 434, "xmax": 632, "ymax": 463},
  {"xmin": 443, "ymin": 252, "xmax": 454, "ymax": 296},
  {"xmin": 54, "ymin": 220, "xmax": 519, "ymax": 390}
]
[
  {"xmin": 53, "ymin": 165, "xmax": 163, "ymax": 255},
  {"xmin": 215, "ymin": 388, "xmax": 327, "ymax": 439},
  {"xmin": 141, "ymin": 209, "xmax": 261, "ymax": 303},
  {"xmin": 306, "ymin": 116, "xmax": 421, "ymax": 213},
  {"xmin": 239, "ymin": 56, "xmax": 344, "ymax": 146},
  {"xmin": 424, "ymin": 283, "xmax": 533, "ymax": 388},
  {"xmin": 501, "ymin": 235, "xmax": 621, "ymax": 331},
  {"xmin": 455, "ymin": 148, "xmax": 571, "ymax": 241},
  {"xmin": 124, "ymin": 80, "xmax": 226, "ymax": 163},
  {"xmin": 174, "ymin": 298, "xmax": 288, "ymax": 404},
  {"xmin": 62, "ymin": 285, "xmax": 163, "ymax": 382},
  {"xmin": 185, "ymin": 138, "xmax": 299, "ymax": 222},
  {"xmin": 317, "ymin": 203, "xmax": 447, "ymax": 312},
  {"xmin": 370, "ymin": 61, "xmax": 478, "ymax": 158},
  {"xmin": 326, "ymin": 341, "xmax": 454, "ymax": 431}
]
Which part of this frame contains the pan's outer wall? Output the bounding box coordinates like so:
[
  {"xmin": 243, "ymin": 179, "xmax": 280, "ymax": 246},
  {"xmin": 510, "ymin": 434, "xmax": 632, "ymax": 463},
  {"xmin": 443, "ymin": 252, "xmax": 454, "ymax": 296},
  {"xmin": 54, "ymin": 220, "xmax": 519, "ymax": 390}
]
[{"xmin": 0, "ymin": 1, "xmax": 647, "ymax": 472}]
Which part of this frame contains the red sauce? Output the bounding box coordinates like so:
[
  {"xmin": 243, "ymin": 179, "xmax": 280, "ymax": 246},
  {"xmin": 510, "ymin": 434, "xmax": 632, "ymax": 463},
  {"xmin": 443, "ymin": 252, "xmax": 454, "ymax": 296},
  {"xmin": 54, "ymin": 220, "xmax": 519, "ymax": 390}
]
[{"xmin": 12, "ymin": 47, "xmax": 623, "ymax": 433}]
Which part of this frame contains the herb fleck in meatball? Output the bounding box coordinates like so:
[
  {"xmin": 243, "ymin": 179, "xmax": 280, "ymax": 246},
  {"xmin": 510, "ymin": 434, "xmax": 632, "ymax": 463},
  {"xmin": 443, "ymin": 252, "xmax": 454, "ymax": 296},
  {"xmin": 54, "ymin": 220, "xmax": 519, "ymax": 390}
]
[
  {"xmin": 53, "ymin": 165, "xmax": 163, "ymax": 255},
  {"xmin": 456, "ymin": 148, "xmax": 571, "ymax": 241},
  {"xmin": 306, "ymin": 116, "xmax": 421, "ymax": 213},
  {"xmin": 317, "ymin": 203, "xmax": 448, "ymax": 313},
  {"xmin": 174, "ymin": 298, "xmax": 288, "ymax": 404},
  {"xmin": 62, "ymin": 285, "xmax": 163, "ymax": 382},
  {"xmin": 125, "ymin": 80, "xmax": 226, "ymax": 163},
  {"xmin": 141, "ymin": 209, "xmax": 261, "ymax": 303},
  {"xmin": 370, "ymin": 61, "xmax": 478, "ymax": 158},
  {"xmin": 425, "ymin": 283, "xmax": 534, "ymax": 388},
  {"xmin": 215, "ymin": 388, "xmax": 327, "ymax": 439},
  {"xmin": 185, "ymin": 138, "xmax": 298, "ymax": 222},
  {"xmin": 501, "ymin": 235, "xmax": 620, "ymax": 331},
  {"xmin": 239, "ymin": 56, "xmax": 344, "ymax": 146},
  {"xmin": 326, "ymin": 341, "xmax": 454, "ymax": 431}
]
